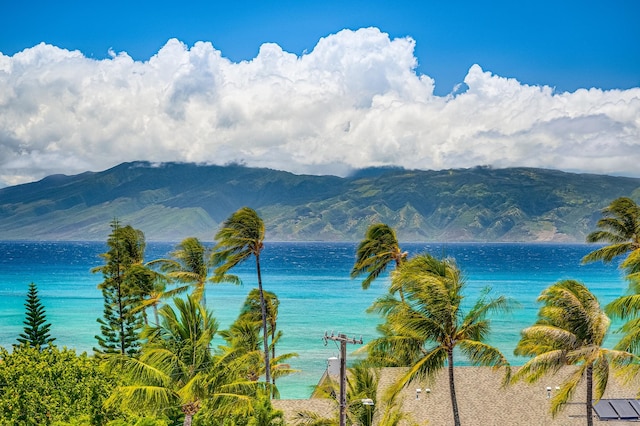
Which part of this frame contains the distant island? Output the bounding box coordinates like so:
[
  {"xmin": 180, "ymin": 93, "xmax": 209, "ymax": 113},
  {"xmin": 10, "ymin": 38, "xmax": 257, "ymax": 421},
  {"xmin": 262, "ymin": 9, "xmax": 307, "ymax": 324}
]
[{"xmin": 0, "ymin": 161, "xmax": 639, "ymax": 242}]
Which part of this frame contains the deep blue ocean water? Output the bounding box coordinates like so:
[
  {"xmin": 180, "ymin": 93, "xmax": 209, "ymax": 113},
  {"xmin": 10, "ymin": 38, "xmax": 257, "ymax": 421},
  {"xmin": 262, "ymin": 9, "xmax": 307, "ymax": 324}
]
[{"xmin": 0, "ymin": 241, "xmax": 629, "ymax": 399}]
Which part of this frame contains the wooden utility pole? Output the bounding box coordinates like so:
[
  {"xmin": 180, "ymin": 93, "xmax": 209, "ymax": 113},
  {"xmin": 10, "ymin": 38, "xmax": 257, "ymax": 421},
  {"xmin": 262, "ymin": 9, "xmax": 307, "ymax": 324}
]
[{"xmin": 323, "ymin": 331, "xmax": 363, "ymax": 426}]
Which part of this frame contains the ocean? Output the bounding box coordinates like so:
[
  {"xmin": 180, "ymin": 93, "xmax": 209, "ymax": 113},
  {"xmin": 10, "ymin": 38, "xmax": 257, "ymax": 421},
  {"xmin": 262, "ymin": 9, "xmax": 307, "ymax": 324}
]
[{"xmin": 0, "ymin": 241, "xmax": 629, "ymax": 399}]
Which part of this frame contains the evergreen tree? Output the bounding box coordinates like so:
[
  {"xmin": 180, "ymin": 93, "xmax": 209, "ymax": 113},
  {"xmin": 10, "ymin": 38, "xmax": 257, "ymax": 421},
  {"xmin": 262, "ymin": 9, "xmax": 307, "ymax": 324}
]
[
  {"xmin": 93, "ymin": 219, "xmax": 146, "ymax": 356},
  {"xmin": 16, "ymin": 282, "xmax": 55, "ymax": 349}
]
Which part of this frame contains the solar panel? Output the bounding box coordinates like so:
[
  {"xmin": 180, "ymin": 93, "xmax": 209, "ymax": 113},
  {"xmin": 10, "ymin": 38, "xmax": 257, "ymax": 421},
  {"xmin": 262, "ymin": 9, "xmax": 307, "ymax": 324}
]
[
  {"xmin": 594, "ymin": 400, "xmax": 619, "ymax": 420},
  {"xmin": 610, "ymin": 400, "xmax": 640, "ymax": 419},
  {"xmin": 594, "ymin": 399, "xmax": 640, "ymax": 421}
]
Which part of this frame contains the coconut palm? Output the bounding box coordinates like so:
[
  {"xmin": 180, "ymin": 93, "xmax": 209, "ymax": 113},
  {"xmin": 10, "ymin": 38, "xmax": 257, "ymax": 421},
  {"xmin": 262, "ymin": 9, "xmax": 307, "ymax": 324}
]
[
  {"xmin": 298, "ymin": 364, "xmax": 412, "ymax": 426},
  {"xmin": 512, "ymin": 280, "xmax": 638, "ymax": 426},
  {"xmin": 369, "ymin": 253, "xmax": 512, "ymax": 426},
  {"xmin": 131, "ymin": 277, "xmax": 169, "ymax": 326},
  {"xmin": 606, "ymin": 277, "xmax": 640, "ymax": 355},
  {"xmin": 212, "ymin": 207, "xmax": 273, "ymax": 389},
  {"xmin": 240, "ymin": 289, "xmax": 282, "ymax": 385},
  {"xmin": 218, "ymin": 317, "xmax": 298, "ymax": 399},
  {"xmin": 219, "ymin": 289, "xmax": 297, "ymax": 394},
  {"xmin": 605, "ymin": 251, "xmax": 640, "ymax": 361},
  {"xmin": 351, "ymin": 223, "xmax": 408, "ymax": 294},
  {"xmin": 582, "ymin": 197, "xmax": 640, "ymax": 266},
  {"xmin": 148, "ymin": 237, "xmax": 212, "ymax": 305},
  {"xmin": 105, "ymin": 295, "xmax": 253, "ymax": 426}
]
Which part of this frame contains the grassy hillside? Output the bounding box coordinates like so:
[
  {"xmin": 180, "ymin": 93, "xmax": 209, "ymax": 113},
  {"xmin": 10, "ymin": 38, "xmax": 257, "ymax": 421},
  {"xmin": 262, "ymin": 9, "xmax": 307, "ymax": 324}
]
[{"xmin": 0, "ymin": 162, "xmax": 638, "ymax": 242}]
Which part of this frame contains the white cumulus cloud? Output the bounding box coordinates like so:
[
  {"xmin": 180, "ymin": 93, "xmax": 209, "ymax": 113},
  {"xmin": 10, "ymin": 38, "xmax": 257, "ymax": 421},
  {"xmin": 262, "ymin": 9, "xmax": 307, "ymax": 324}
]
[{"xmin": 0, "ymin": 27, "xmax": 638, "ymax": 187}]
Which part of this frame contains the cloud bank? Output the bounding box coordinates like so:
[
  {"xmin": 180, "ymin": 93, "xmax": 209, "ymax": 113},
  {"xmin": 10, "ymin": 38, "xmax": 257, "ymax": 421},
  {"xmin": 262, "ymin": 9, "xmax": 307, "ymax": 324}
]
[{"xmin": 0, "ymin": 27, "xmax": 639, "ymax": 187}]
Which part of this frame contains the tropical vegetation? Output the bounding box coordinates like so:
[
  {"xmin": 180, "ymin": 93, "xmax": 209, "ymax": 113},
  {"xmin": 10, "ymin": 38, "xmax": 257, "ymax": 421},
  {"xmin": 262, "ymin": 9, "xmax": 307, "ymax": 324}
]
[
  {"xmin": 0, "ymin": 345, "xmax": 121, "ymax": 425},
  {"xmin": 4, "ymin": 196, "xmax": 640, "ymax": 425},
  {"xmin": 365, "ymin": 253, "xmax": 512, "ymax": 426},
  {"xmin": 512, "ymin": 280, "xmax": 638, "ymax": 426},
  {"xmin": 16, "ymin": 282, "xmax": 55, "ymax": 350},
  {"xmin": 212, "ymin": 207, "xmax": 274, "ymax": 392},
  {"xmin": 105, "ymin": 295, "xmax": 254, "ymax": 426},
  {"xmin": 93, "ymin": 219, "xmax": 148, "ymax": 356}
]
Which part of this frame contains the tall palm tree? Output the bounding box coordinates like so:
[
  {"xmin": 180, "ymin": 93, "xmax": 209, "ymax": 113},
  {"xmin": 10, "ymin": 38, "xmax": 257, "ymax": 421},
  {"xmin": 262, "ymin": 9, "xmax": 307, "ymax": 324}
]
[
  {"xmin": 218, "ymin": 316, "xmax": 297, "ymax": 399},
  {"xmin": 370, "ymin": 253, "xmax": 512, "ymax": 426},
  {"xmin": 298, "ymin": 364, "xmax": 411, "ymax": 426},
  {"xmin": 212, "ymin": 207, "xmax": 273, "ymax": 389},
  {"xmin": 512, "ymin": 280, "xmax": 638, "ymax": 426},
  {"xmin": 351, "ymin": 224, "xmax": 408, "ymax": 294},
  {"xmin": 148, "ymin": 237, "xmax": 212, "ymax": 305},
  {"xmin": 582, "ymin": 197, "xmax": 640, "ymax": 265},
  {"xmin": 606, "ymin": 277, "xmax": 640, "ymax": 355},
  {"xmin": 105, "ymin": 295, "xmax": 252, "ymax": 426},
  {"xmin": 605, "ymin": 253, "xmax": 640, "ymax": 361},
  {"xmin": 240, "ymin": 289, "xmax": 281, "ymax": 384}
]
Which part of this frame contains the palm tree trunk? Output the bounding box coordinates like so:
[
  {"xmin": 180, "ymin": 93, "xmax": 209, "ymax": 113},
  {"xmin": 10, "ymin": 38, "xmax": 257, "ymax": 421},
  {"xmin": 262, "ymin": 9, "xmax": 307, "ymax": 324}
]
[
  {"xmin": 448, "ymin": 347, "xmax": 461, "ymax": 426},
  {"xmin": 255, "ymin": 254, "xmax": 272, "ymax": 391},
  {"xmin": 271, "ymin": 328, "xmax": 277, "ymax": 390},
  {"xmin": 394, "ymin": 257, "xmax": 406, "ymax": 303},
  {"xmin": 200, "ymin": 280, "xmax": 207, "ymax": 307},
  {"xmin": 153, "ymin": 305, "xmax": 159, "ymax": 326},
  {"xmin": 183, "ymin": 413, "xmax": 193, "ymax": 426},
  {"xmin": 586, "ymin": 364, "xmax": 593, "ymax": 426}
]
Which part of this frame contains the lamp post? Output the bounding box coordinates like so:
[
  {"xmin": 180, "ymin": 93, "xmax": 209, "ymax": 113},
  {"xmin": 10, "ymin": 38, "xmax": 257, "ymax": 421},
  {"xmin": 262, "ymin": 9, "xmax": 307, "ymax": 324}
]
[{"xmin": 362, "ymin": 398, "xmax": 374, "ymax": 426}]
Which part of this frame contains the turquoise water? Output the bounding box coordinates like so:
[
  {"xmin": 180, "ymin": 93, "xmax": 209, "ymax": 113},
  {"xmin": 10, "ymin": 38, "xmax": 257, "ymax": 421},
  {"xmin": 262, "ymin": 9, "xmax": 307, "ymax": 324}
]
[{"xmin": 0, "ymin": 241, "xmax": 629, "ymax": 399}]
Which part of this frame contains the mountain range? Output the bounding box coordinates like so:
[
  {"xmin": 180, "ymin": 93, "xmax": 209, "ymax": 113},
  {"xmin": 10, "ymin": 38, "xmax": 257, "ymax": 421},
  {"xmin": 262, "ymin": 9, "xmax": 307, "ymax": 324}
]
[{"xmin": 1, "ymin": 162, "xmax": 639, "ymax": 242}]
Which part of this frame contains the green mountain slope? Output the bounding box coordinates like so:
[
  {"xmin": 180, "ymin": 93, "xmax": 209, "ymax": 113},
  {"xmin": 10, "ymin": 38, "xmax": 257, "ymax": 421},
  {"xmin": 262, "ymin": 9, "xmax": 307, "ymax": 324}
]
[{"xmin": 0, "ymin": 162, "xmax": 638, "ymax": 242}]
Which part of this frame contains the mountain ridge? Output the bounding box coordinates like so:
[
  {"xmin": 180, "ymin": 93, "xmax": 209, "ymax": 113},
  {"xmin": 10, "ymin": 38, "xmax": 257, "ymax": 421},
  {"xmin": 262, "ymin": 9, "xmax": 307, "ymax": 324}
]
[{"xmin": 1, "ymin": 162, "xmax": 639, "ymax": 242}]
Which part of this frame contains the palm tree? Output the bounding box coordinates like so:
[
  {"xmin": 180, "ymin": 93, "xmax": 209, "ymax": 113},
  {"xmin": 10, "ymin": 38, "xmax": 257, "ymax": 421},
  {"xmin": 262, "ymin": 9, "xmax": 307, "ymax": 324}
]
[
  {"xmin": 582, "ymin": 197, "xmax": 640, "ymax": 265},
  {"xmin": 351, "ymin": 224, "xmax": 408, "ymax": 295},
  {"xmin": 240, "ymin": 289, "xmax": 282, "ymax": 386},
  {"xmin": 212, "ymin": 207, "xmax": 273, "ymax": 389},
  {"xmin": 606, "ymin": 236, "xmax": 640, "ymax": 350},
  {"xmin": 369, "ymin": 253, "xmax": 512, "ymax": 426},
  {"xmin": 105, "ymin": 295, "xmax": 253, "ymax": 426},
  {"xmin": 218, "ymin": 316, "xmax": 297, "ymax": 398},
  {"xmin": 148, "ymin": 237, "xmax": 212, "ymax": 305},
  {"xmin": 298, "ymin": 364, "xmax": 412, "ymax": 426},
  {"xmin": 512, "ymin": 280, "xmax": 638, "ymax": 426},
  {"xmin": 605, "ymin": 260, "xmax": 640, "ymax": 355},
  {"xmin": 131, "ymin": 277, "xmax": 168, "ymax": 326}
]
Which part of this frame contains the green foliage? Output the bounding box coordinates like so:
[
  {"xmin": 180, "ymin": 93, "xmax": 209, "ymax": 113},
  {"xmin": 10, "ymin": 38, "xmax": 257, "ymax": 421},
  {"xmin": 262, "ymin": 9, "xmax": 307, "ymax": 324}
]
[
  {"xmin": 105, "ymin": 295, "xmax": 254, "ymax": 426},
  {"xmin": 367, "ymin": 253, "xmax": 513, "ymax": 426},
  {"xmin": 213, "ymin": 207, "xmax": 273, "ymax": 388},
  {"xmin": 583, "ymin": 197, "xmax": 640, "ymax": 265},
  {"xmin": 93, "ymin": 219, "xmax": 147, "ymax": 356},
  {"xmin": 148, "ymin": 237, "xmax": 212, "ymax": 305},
  {"xmin": 16, "ymin": 282, "xmax": 55, "ymax": 349},
  {"xmin": 300, "ymin": 365, "xmax": 413, "ymax": 426},
  {"xmin": 0, "ymin": 345, "xmax": 121, "ymax": 425},
  {"xmin": 219, "ymin": 290, "xmax": 298, "ymax": 391},
  {"xmin": 351, "ymin": 223, "xmax": 407, "ymax": 291},
  {"xmin": 105, "ymin": 417, "xmax": 169, "ymax": 426},
  {"xmin": 2, "ymin": 162, "xmax": 639, "ymax": 242},
  {"xmin": 513, "ymin": 280, "xmax": 638, "ymax": 424},
  {"xmin": 197, "ymin": 388, "xmax": 284, "ymax": 426}
]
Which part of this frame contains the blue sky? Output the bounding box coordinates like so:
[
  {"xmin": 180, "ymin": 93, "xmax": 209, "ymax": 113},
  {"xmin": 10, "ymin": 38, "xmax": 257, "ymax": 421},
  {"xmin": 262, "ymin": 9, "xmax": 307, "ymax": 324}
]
[
  {"xmin": 0, "ymin": 0, "xmax": 639, "ymax": 186},
  {"xmin": 3, "ymin": 0, "xmax": 638, "ymax": 95}
]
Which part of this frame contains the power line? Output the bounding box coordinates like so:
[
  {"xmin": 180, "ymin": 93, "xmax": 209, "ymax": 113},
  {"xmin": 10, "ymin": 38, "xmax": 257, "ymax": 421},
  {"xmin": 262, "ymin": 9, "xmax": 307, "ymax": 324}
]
[{"xmin": 323, "ymin": 331, "xmax": 363, "ymax": 426}]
